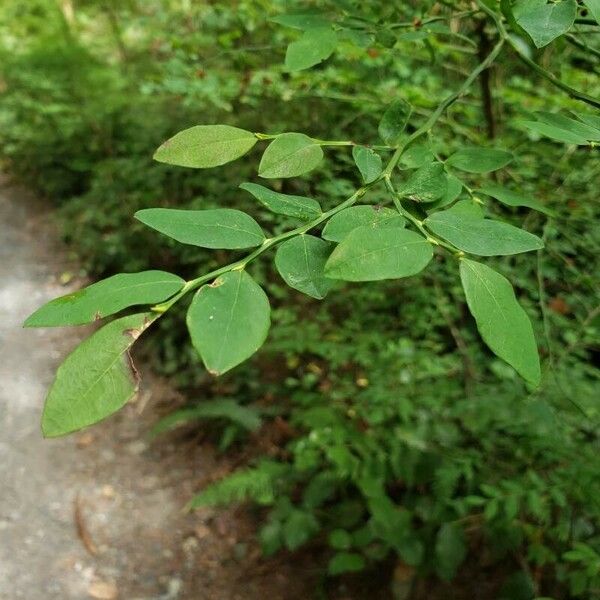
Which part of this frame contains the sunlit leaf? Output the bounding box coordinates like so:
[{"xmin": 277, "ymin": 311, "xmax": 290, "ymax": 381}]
[
  {"xmin": 154, "ymin": 125, "xmax": 257, "ymax": 168},
  {"xmin": 259, "ymin": 133, "xmax": 324, "ymax": 178}
]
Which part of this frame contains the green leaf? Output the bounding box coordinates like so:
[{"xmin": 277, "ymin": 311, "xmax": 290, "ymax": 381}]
[
  {"xmin": 154, "ymin": 125, "xmax": 257, "ymax": 168},
  {"xmin": 187, "ymin": 270, "xmax": 270, "ymax": 375},
  {"xmin": 435, "ymin": 523, "xmax": 467, "ymax": 581},
  {"xmin": 352, "ymin": 146, "xmax": 383, "ymax": 184},
  {"xmin": 584, "ymin": 0, "xmax": 600, "ymax": 23},
  {"xmin": 519, "ymin": 112, "xmax": 600, "ymax": 145},
  {"xmin": 283, "ymin": 510, "xmax": 320, "ymax": 550},
  {"xmin": 275, "ymin": 235, "xmax": 333, "ymax": 299},
  {"xmin": 445, "ymin": 199, "xmax": 484, "ymax": 219},
  {"xmin": 513, "ymin": 0, "xmax": 576, "ymax": 48},
  {"xmin": 535, "ymin": 112, "xmax": 600, "ymax": 142},
  {"xmin": 239, "ymin": 182, "xmax": 322, "ymax": 220},
  {"xmin": 135, "ymin": 208, "xmax": 265, "ymax": 249},
  {"xmin": 329, "ymin": 529, "xmax": 352, "ymax": 551},
  {"xmin": 259, "ymin": 521, "xmax": 283, "ymax": 556},
  {"xmin": 518, "ymin": 120, "xmax": 587, "ymax": 145},
  {"xmin": 397, "ymin": 162, "xmax": 448, "ymax": 202},
  {"xmin": 425, "ymin": 212, "xmax": 543, "ymax": 256},
  {"xmin": 285, "ymin": 27, "xmax": 337, "ymax": 71},
  {"xmin": 446, "ymin": 147, "xmax": 513, "ymax": 173},
  {"xmin": 325, "ymin": 227, "xmax": 433, "ymax": 281},
  {"xmin": 427, "ymin": 174, "xmax": 464, "ymax": 211},
  {"xmin": 399, "ymin": 143, "xmax": 435, "ymax": 169},
  {"xmin": 576, "ymin": 112, "xmax": 600, "ymax": 131},
  {"xmin": 41, "ymin": 312, "xmax": 155, "ymax": 437},
  {"xmin": 378, "ymin": 100, "xmax": 412, "ymax": 145},
  {"xmin": 258, "ymin": 133, "xmax": 324, "ymax": 179},
  {"xmin": 270, "ymin": 13, "xmax": 330, "ymax": 30},
  {"xmin": 25, "ymin": 271, "xmax": 184, "ymax": 327},
  {"xmin": 150, "ymin": 398, "xmax": 262, "ymax": 436},
  {"xmin": 460, "ymin": 259, "xmax": 541, "ymax": 386},
  {"xmin": 478, "ymin": 183, "xmax": 554, "ymax": 216},
  {"xmin": 322, "ymin": 205, "xmax": 406, "ymax": 243},
  {"xmin": 328, "ymin": 552, "xmax": 366, "ymax": 575}
]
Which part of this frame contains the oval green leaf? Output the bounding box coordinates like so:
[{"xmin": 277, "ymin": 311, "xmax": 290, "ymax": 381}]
[
  {"xmin": 187, "ymin": 270, "xmax": 271, "ymax": 375},
  {"xmin": 258, "ymin": 133, "xmax": 324, "ymax": 179},
  {"xmin": 425, "ymin": 212, "xmax": 543, "ymax": 256},
  {"xmin": 24, "ymin": 271, "xmax": 184, "ymax": 327},
  {"xmin": 325, "ymin": 227, "xmax": 433, "ymax": 281},
  {"xmin": 328, "ymin": 552, "xmax": 366, "ymax": 575},
  {"xmin": 322, "ymin": 205, "xmax": 406, "ymax": 243},
  {"xmin": 239, "ymin": 182, "xmax": 322, "ymax": 220},
  {"xmin": 435, "ymin": 523, "xmax": 467, "ymax": 581},
  {"xmin": 513, "ymin": 0, "xmax": 576, "ymax": 48},
  {"xmin": 378, "ymin": 99, "xmax": 412, "ymax": 145},
  {"xmin": 398, "ymin": 162, "xmax": 448, "ymax": 202},
  {"xmin": 352, "ymin": 146, "xmax": 383, "ymax": 184},
  {"xmin": 42, "ymin": 312, "xmax": 156, "ymax": 437},
  {"xmin": 460, "ymin": 259, "xmax": 541, "ymax": 387},
  {"xmin": 154, "ymin": 125, "xmax": 257, "ymax": 168},
  {"xmin": 275, "ymin": 234, "xmax": 334, "ymax": 299},
  {"xmin": 135, "ymin": 208, "xmax": 265, "ymax": 249},
  {"xmin": 446, "ymin": 147, "xmax": 513, "ymax": 173},
  {"xmin": 285, "ymin": 27, "xmax": 337, "ymax": 71}
]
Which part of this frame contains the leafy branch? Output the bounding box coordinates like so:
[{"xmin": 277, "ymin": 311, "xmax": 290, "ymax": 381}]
[
  {"xmin": 26, "ymin": 8, "xmax": 558, "ymax": 438},
  {"xmin": 477, "ymin": 0, "xmax": 600, "ymax": 109}
]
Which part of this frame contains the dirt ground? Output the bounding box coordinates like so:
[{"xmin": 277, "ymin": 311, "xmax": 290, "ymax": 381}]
[{"xmin": 0, "ymin": 177, "xmax": 324, "ymax": 600}]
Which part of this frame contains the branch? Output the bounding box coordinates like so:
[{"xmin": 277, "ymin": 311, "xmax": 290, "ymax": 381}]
[{"xmin": 152, "ymin": 33, "xmax": 508, "ymax": 315}]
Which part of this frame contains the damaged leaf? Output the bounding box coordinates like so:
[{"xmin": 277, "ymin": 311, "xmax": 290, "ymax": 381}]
[
  {"xmin": 42, "ymin": 312, "xmax": 156, "ymax": 437},
  {"xmin": 24, "ymin": 271, "xmax": 184, "ymax": 327}
]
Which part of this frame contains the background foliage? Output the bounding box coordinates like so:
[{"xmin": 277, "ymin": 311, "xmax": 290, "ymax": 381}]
[{"xmin": 1, "ymin": 1, "xmax": 599, "ymax": 598}]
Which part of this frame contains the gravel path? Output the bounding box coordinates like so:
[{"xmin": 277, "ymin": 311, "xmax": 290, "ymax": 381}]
[
  {"xmin": 0, "ymin": 178, "xmax": 315, "ymax": 600},
  {"xmin": 0, "ymin": 179, "xmax": 203, "ymax": 599}
]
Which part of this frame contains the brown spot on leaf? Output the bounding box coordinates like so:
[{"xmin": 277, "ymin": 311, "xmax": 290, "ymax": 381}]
[
  {"xmin": 126, "ymin": 350, "xmax": 141, "ymax": 391},
  {"xmin": 209, "ymin": 277, "xmax": 224, "ymax": 288}
]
